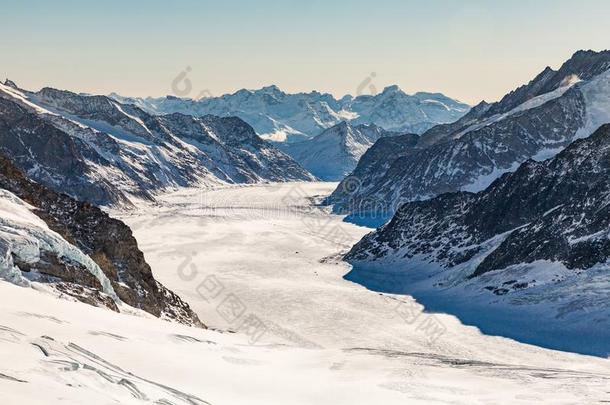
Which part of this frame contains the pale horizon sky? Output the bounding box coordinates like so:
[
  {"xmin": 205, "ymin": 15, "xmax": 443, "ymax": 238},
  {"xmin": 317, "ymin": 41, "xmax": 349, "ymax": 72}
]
[{"xmin": 2, "ymin": 0, "xmax": 610, "ymax": 105}]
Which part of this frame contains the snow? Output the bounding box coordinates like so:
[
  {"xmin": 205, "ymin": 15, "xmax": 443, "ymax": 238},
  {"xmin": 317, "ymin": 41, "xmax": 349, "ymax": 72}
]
[
  {"xmin": 0, "ymin": 189, "xmax": 118, "ymax": 299},
  {"xmin": 111, "ymin": 86, "xmax": 469, "ymax": 142},
  {"xmin": 575, "ymin": 67, "xmax": 610, "ymax": 140},
  {"xmin": 280, "ymin": 123, "xmax": 390, "ymax": 181},
  {"xmin": 0, "ymin": 83, "xmax": 57, "ymax": 115},
  {"xmin": 2, "ymin": 183, "xmax": 610, "ymax": 403},
  {"xmin": 455, "ymin": 71, "xmax": 604, "ymax": 194},
  {"xmin": 460, "ymin": 162, "xmax": 520, "ymax": 193}
]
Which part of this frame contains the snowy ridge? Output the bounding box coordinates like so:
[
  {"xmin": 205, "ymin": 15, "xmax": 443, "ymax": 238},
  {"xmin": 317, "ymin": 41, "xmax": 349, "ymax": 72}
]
[
  {"xmin": 329, "ymin": 49, "xmax": 610, "ymax": 220},
  {"xmin": 112, "ymin": 85, "xmax": 469, "ymax": 142},
  {"xmin": 0, "ymin": 82, "xmax": 314, "ymax": 206},
  {"xmin": 344, "ymin": 124, "xmax": 610, "ymax": 355}
]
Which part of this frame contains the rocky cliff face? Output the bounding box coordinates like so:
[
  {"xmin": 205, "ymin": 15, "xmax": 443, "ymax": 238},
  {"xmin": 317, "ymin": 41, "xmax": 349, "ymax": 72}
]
[
  {"xmin": 0, "ymin": 154, "xmax": 202, "ymax": 327},
  {"xmin": 328, "ymin": 50, "xmax": 610, "ymax": 221},
  {"xmin": 343, "ymin": 125, "xmax": 610, "ymax": 340},
  {"xmin": 0, "ymin": 82, "xmax": 314, "ymax": 206},
  {"xmin": 347, "ymin": 124, "xmax": 610, "ymax": 280}
]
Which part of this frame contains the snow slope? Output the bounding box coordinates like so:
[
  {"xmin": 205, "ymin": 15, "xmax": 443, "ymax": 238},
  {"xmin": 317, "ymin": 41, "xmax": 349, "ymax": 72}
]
[
  {"xmin": 35, "ymin": 182, "xmax": 599, "ymax": 404},
  {"xmin": 2, "ymin": 183, "xmax": 610, "ymax": 403}
]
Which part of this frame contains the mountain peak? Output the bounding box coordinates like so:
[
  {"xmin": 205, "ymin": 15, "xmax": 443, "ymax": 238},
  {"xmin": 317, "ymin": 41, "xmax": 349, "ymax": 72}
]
[
  {"xmin": 381, "ymin": 85, "xmax": 402, "ymax": 94},
  {"xmin": 570, "ymin": 48, "xmax": 610, "ymax": 59},
  {"xmin": 3, "ymin": 79, "xmax": 18, "ymax": 89},
  {"xmin": 260, "ymin": 84, "xmax": 283, "ymax": 94}
]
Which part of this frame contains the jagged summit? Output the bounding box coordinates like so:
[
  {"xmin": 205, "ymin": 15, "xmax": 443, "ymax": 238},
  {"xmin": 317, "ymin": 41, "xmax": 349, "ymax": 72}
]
[
  {"xmin": 329, "ymin": 49, "xmax": 610, "ymax": 221},
  {"xmin": 0, "ymin": 82, "xmax": 314, "ymax": 206},
  {"xmin": 111, "ymin": 84, "xmax": 469, "ymax": 142},
  {"xmin": 3, "ymin": 79, "xmax": 17, "ymax": 89},
  {"xmin": 381, "ymin": 84, "xmax": 402, "ymax": 94}
]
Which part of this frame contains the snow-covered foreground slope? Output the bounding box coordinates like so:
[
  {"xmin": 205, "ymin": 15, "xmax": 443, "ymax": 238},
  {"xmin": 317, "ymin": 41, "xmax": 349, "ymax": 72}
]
[
  {"xmin": 18, "ymin": 182, "xmax": 591, "ymax": 403},
  {"xmin": 0, "ymin": 190, "xmax": 114, "ymax": 294},
  {"xmin": 2, "ymin": 184, "xmax": 609, "ymax": 404}
]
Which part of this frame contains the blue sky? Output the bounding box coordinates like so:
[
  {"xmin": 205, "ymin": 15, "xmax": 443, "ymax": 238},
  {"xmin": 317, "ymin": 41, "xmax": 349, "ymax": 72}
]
[{"xmin": 2, "ymin": 0, "xmax": 610, "ymax": 104}]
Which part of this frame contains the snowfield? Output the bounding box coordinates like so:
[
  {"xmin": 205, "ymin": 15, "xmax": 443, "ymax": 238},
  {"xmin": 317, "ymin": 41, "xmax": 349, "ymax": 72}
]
[{"xmin": 2, "ymin": 183, "xmax": 610, "ymax": 404}]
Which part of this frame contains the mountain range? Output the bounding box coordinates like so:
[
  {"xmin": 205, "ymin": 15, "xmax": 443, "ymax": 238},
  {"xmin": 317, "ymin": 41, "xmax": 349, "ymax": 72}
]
[
  {"xmin": 2, "ymin": 49, "xmax": 610, "ymax": 353},
  {"xmin": 0, "ymin": 80, "xmax": 316, "ymax": 325},
  {"xmin": 0, "ymin": 153, "xmax": 202, "ymax": 326},
  {"xmin": 0, "ymin": 81, "xmax": 314, "ymax": 206},
  {"xmin": 328, "ymin": 50, "xmax": 610, "ymax": 224},
  {"xmin": 111, "ymin": 85, "xmax": 469, "ymax": 143},
  {"xmin": 344, "ymin": 123, "xmax": 610, "ymax": 354},
  {"xmin": 337, "ymin": 50, "xmax": 610, "ymax": 354}
]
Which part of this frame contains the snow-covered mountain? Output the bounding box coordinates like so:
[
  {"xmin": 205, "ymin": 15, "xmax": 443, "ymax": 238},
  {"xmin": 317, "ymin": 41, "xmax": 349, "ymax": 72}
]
[
  {"xmin": 111, "ymin": 85, "xmax": 469, "ymax": 143},
  {"xmin": 344, "ymin": 124, "xmax": 610, "ymax": 351},
  {"xmin": 0, "ymin": 81, "xmax": 313, "ymax": 206},
  {"xmin": 277, "ymin": 122, "xmax": 402, "ymax": 181},
  {"xmin": 328, "ymin": 50, "xmax": 610, "ymax": 222},
  {"xmin": 0, "ymin": 154, "xmax": 202, "ymax": 326}
]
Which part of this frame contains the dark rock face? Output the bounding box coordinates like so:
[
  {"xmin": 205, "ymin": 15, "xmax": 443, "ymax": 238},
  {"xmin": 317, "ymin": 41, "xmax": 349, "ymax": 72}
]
[
  {"xmin": 416, "ymin": 100, "xmax": 491, "ymax": 147},
  {"xmin": 325, "ymin": 133, "xmax": 419, "ymax": 216},
  {"xmin": 0, "ymin": 86, "xmax": 314, "ymax": 207},
  {"xmin": 0, "ymin": 97, "xmax": 129, "ymax": 206},
  {"xmin": 329, "ymin": 88, "xmax": 586, "ymax": 218},
  {"xmin": 346, "ymin": 124, "xmax": 610, "ymax": 279},
  {"xmin": 328, "ymin": 50, "xmax": 610, "ymax": 220},
  {"xmin": 0, "ymin": 154, "xmax": 203, "ymax": 327}
]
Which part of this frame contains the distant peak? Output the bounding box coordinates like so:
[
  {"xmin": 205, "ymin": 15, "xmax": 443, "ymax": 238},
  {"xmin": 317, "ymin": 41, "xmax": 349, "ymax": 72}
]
[
  {"xmin": 260, "ymin": 84, "xmax": 283, "ymax": 94},
  {"xmin": 572, "ymin": 49, "xmax": 609, "ymax": 58},
  {"xmin": 3, "ymin": 78, "xmax": 17, "ymax": 89},
  {"xmin": 382, "ymin": 85, "xmax": 402, "ymax": 94},
  {"xmin": 563, "ymin": 49, "xmax": 610, "ymax": 67}
]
